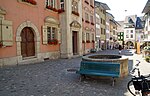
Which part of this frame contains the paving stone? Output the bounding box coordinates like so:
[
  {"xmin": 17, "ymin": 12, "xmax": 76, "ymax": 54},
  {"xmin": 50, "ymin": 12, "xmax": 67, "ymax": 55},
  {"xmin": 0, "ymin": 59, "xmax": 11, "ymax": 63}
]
[{"xmin": 0, "ymin": 49, "xmax": 149, "ymax": 96}]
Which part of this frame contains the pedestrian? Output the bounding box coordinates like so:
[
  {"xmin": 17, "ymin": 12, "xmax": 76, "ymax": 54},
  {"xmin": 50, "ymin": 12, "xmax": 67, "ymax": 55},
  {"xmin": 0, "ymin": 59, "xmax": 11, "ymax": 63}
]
[{"xmin": 118, "ymin": 45, "xmax": 122, "ymax": 54}]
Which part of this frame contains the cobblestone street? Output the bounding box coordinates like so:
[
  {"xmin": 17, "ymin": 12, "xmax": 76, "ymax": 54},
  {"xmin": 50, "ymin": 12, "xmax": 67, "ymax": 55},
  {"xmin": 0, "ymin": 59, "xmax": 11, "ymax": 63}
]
[{"xmin": 0, "ymin": 49, "xmax": 150, "ymax": 96}]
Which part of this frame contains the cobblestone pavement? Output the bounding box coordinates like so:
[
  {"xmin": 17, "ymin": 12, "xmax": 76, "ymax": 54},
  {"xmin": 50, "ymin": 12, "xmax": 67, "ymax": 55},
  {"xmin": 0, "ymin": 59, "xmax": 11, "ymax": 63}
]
[{"xmin": 0, "ymin": 49, "xmax": 150, "ymax": 96}]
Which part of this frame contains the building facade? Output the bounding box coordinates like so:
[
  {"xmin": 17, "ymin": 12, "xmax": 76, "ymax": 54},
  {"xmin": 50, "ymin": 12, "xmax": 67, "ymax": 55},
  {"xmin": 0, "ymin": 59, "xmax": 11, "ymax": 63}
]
[
  {"xmin": 95, "ymin": 1, "xmax": 110, "ymax": 50},
  {"xmin": 142, "ymin": 0, "xmax": 150, "ymax": 42},
  {"xmin": 0, "ymin": 0, "xmax": 83, "ymax": 66},
  {"xmin": 124, "ymin": 15, "xmax": 137, "ymax": 48},
  {"xmin": 117, "ymin": 21, "xmax": 124, "ymax": 46},
  {"xmin": 135, "ymin": 17, "xmax": 145, "ymax": 43},
  {"xmin": 106, "ymin": 12, "xmax": 119, "ymax": 49},
  {"xmin": 60, "ymin": 0, "xmax": 82, "ymax": 58},
  {"xmin": 82, "ymin": 0, "xmax": 95, "ymax": 54}
]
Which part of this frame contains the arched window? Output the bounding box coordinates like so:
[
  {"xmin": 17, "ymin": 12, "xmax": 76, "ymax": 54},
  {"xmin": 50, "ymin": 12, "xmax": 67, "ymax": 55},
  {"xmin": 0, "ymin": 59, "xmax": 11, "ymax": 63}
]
[
  {"xmin": 72, "ymin": 1, "xmax": 78, "ymax": 13},
  {"xmin": 60, "ymin": 0, "xmax": 65, "ymax": 10}
]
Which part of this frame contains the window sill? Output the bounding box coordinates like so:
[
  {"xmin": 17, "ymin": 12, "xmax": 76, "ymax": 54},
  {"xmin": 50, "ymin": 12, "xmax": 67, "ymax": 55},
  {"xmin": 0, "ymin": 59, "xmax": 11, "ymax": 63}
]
[
  {"xmin": 85, "ymin": 20, "xmax": 90, "ymax": 23},
  {"xmin": 18, "ymin": 0, "xmax": 37, "ymax": 6},
  {"xmin": 72, "ymin": 11, "xmax": 79, "ymax": 16}
]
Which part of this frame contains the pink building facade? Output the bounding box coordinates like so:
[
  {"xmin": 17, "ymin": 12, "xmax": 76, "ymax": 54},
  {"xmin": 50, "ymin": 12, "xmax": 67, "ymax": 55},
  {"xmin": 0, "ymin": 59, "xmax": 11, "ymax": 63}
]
[
  {"xmin": 0, "ymin": 0, "xmax": 94, "ymax": 66},
  {"xmin": 82, "ymin": 0, "xmax": 95, "ymax": 54},
  {"xmin": 0, "ymin": 0, "xmax": 62, "ymax": 66}
]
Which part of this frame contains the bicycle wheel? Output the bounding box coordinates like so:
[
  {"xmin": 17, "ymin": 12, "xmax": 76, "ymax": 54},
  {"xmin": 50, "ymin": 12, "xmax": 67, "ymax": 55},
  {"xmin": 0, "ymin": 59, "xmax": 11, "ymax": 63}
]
[
  {"xmin": 127, "ymin": 80, "xmax": 137, "ymax": 96},
  {"xmin": 142, "ymin": 90, "xmax": 150, "ymax": 96}
]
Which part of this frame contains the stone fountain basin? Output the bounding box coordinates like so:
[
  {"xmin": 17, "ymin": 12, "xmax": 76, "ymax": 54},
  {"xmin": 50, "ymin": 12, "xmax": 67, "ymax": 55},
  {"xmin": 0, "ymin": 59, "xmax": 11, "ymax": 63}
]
[{"xmin": 82, "ymin": 54, "xmax": 129, "ymax": 77}]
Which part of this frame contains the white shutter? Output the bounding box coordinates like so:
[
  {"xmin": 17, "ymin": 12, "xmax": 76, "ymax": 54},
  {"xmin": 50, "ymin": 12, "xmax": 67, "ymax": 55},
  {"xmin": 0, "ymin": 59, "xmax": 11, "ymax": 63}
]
[
  {"xmin": 1, "ymin": 20, "xmax": 13, "ymax": 46},
  {"xmin": 42, "ymin": 25, "xmax": 48, "ymax": 44}
]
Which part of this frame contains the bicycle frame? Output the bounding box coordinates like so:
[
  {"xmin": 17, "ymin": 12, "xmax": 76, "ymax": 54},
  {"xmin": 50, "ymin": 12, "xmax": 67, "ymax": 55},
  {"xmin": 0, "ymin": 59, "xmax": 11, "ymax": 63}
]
[{"xmin": 127, "ymin": 60, "xmax": 150, "ymax": 96}]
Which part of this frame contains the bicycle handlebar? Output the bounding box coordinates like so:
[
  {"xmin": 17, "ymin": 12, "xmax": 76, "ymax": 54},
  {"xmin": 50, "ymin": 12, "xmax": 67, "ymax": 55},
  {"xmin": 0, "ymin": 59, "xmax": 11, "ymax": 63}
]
[
  {"xmin": 141, "ymin": 74, "xmax": 150, "ymax": 79},
  {"xmin": 130, "ymin": 68, "xmax": 138, "ymax": 74},
  {"xmin": 130, "ymin": 60, "xmax": 141, "ymax": 76}
]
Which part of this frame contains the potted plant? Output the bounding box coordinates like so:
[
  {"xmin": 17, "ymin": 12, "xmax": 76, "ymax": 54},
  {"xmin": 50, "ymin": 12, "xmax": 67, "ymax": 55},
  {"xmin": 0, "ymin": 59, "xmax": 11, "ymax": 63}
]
[
  {"xmin": 145, "ymin": 56, "xmax": 150, "ymax": 63},
  {"xmin": 48, "ymin": 39, "xmax": 58, "ymax": 45},
  {"xmin": 86, "ymin": 40, "xmax": 90, "ymax": 43}
]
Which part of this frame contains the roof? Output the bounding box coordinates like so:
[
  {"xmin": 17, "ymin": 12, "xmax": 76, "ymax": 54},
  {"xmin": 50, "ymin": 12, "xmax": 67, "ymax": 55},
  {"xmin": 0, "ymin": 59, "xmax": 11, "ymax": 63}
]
[
  {"xmin": 95, "ymin": 1, "xmax": 110, "ymax": 10},
  {"xmin": 110, "ymin": 19, "xmax": 120, "ymax": 26},
  {"xmin": 117, "ymin": 21, "xmax": 124, "ymax": 32},
  {"xmin": 124, "ymin": 15, "xmax": 137, "ymax": 24},
  {"xmin": 142, "ymin": 0, "xmax": 150, "ymax": 13},
  {"xmin": 106, "ymin": 12, "xmax": 114, "ymax": 18},
  {"xmin": 135, "ymin": 17, "xmax": 145, "ymax": 29}
]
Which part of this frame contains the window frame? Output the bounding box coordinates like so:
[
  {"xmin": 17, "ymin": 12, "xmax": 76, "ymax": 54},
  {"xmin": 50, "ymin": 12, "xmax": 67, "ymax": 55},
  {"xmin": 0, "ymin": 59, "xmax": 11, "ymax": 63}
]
[
  {"xmin": 60, "ymin": 0, "xmax": 65, "ymax": 10},
  {"xmin": 45, "ymin": 0, "xmax": 56, "ymax": 8},
  {"xmin": 47, "ymin": 26, "xmax": 57, "ymax": 41},
  {"xmin": 86, "ymin": 33, "xmax": 90, "ymax": 41},
  {"xmin": 72, "ymin": 0, "xmax": 78, "ymax": 13}
]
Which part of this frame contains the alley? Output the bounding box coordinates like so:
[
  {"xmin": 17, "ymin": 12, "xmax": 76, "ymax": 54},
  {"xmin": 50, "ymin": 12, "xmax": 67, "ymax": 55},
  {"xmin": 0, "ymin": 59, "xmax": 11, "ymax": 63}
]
[{"xmin": 0, "ymin": 49, "xmax": 150, "ymax": 96}]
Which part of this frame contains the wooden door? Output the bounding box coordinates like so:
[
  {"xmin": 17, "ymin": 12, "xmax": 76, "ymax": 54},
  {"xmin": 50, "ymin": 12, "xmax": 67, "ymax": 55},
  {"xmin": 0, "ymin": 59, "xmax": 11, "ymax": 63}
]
[
  {"xmin": 72, "ymin": 31, "xmax": 78, "ymax": 55},
  {"xmin": 21, "ymin": 27, "xmax": 35, "ymax": 57}
]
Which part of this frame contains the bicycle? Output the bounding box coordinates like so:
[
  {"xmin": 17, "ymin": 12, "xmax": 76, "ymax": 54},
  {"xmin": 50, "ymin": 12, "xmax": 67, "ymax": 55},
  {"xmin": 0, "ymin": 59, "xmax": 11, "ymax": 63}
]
[{"xmin": 127, "ymin": 60, "xmax": 150, "ymax": 96}]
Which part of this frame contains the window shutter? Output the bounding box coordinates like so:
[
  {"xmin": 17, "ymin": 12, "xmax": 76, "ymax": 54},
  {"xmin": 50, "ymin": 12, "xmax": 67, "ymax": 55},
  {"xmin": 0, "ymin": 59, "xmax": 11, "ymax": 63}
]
[
  {"xmin": 42, "ymin": 25, "xmax": 48, "ymax": 44},
  {"xmin": 0, "ymin": 20, "xmax": 13, "ymax": 46},
  {"xmin": 57, "ymin": 28, "xmax": 61, "ymax": 43}
]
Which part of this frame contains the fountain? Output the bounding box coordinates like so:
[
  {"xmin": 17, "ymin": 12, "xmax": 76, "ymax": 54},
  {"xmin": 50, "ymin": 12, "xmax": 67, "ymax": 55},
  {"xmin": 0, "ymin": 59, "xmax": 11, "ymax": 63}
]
[{"xmin": 82, "ymin": 54, "xmax": 129, "ymax": 77}]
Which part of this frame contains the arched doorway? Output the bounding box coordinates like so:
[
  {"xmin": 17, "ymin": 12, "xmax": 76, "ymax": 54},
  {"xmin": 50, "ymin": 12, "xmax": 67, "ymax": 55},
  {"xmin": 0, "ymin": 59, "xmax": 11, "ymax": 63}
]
[
  {"xmin": 126, "ymin": 41, "xmax": 134, "ymax": 49},
  {"xmin": 21, "ymin": 27, "xmax": 35, "ymax": 57}
]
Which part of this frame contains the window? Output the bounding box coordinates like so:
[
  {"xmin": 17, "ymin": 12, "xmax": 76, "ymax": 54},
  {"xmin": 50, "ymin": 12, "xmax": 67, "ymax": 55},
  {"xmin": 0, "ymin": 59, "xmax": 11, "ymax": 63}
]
[
  {"xmin": 126, "ymin": 30, "xmax": 129, "ymax": 33},
  {"xmin": 104, "ymin": 29, "xmax": 106, "ymax": 35},
  {"xmin": 101, "ymin": 18, "xmax": 103, "ymax": 24},
  {"xmin": 96, "ymin": 17, "xmax": 100, "ymax": 24},
  {"xmin": 130, "ymin": 34, "xmax": 133, "ymax": 38},
  {"xmin": 101, "ymin": 28, "xmax": 103, "ymax": 34},
  {"xmin": 86, "ymin": 33, "xmax": 90, "ymax": 40},
  {"xmin": 60, "ymin": 0, "xmax": 65, "ymax": 10},
  {"xmin": 103, "ymin": 10, "xmax": 105, "ymax": 14},
  {"xmin": 126, "ymin": 35, "xmax": 129, "ymax": 38},
  {"xmin": 90, "ymin": 15, "xmax": 94, "ymax": 23},
  {"xmin": 90, "ymin": 0, "xmax": 93, "ymax": 6},
  {"xmin": 103, "ymin": 19, "xmax": 105, "ymax": 25},
  {"xmin": 130, "ymin": 30, "xmax": 133, "ymax": 33},
  {"xmin": 47, "ymin": 27, "xmax": 56, "ymax": 40},
  {"xmin": 92, "ymin": 34, "xmax": 94, "ymax": 40},
  {"xmin": 113, "ymin": 30, "xmax": 115, "ymax": 35},
  {"xmin": 141, "ymin": 35, "xmax": 143, "ymax": 39},
  {"xmin": 85, "ymin": 13, "xmax": 89, "ymax": 21},
  {"xmin": 45, "ymin": 0, "xmax": 56, "ymax": 8},
  {"xmin": 46, "ymin": 0, "xmax": 48, "ymax": 6},
  {"xmin": 72, "ymin": 1, "xmax": 78, "ymax": 13}
]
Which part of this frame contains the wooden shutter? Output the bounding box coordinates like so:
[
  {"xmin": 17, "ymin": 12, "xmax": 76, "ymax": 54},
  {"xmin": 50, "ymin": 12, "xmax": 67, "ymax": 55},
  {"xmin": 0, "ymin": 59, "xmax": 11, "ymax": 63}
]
[
  {"xmin": 0, "ymin": 20, "xmax": 13, "ymax": 46},
  {"xmin": 42, "ymin": 25, "xmax": 48, "ymax": 44}
]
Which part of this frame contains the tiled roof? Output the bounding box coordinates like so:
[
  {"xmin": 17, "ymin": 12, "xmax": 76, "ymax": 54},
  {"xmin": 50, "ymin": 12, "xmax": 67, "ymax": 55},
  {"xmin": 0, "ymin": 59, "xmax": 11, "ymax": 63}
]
[
  {"xmin": 142, "ymin": 0, "xmax": 150, "ymax": 13},
  {"xmin": 124, "ymin": 15, "xmax": 137, "ymax": 24},
  {"xmin": 95, "ymin": 1, "xmax": 110, "ymax": 10},
  {"xmin": 135, "ymin": 17, "xmax": 144, "ymax": 29}
]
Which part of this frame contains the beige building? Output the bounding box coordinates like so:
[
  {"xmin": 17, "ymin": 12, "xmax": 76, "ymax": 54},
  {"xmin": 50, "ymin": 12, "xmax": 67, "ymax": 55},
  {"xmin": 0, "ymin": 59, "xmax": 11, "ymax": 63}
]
[
  {"xmin": 60, "ymin": 0, "xmax": 82, "ymax": 58},
  {"xmin": 95, "ymin": 1, "xmax": 110, "ymax": 50},
  {"xmin": 142, "ymin": 0, "xmax": 150, "ymax": 42}
]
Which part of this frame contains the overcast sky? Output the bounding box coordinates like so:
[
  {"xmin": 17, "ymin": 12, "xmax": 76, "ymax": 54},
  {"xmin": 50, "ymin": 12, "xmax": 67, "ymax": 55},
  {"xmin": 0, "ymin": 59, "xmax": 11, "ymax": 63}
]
[{"xmin": 96, "ymin": 0, "xmax": 148, "ymax": 21}]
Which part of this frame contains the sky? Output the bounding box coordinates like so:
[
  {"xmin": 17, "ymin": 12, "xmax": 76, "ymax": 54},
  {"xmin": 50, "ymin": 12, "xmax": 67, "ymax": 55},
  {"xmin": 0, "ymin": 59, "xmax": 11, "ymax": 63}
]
[{"xmin": 96, "ymin": 0, "xmax": 148, "ymax": 21}]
